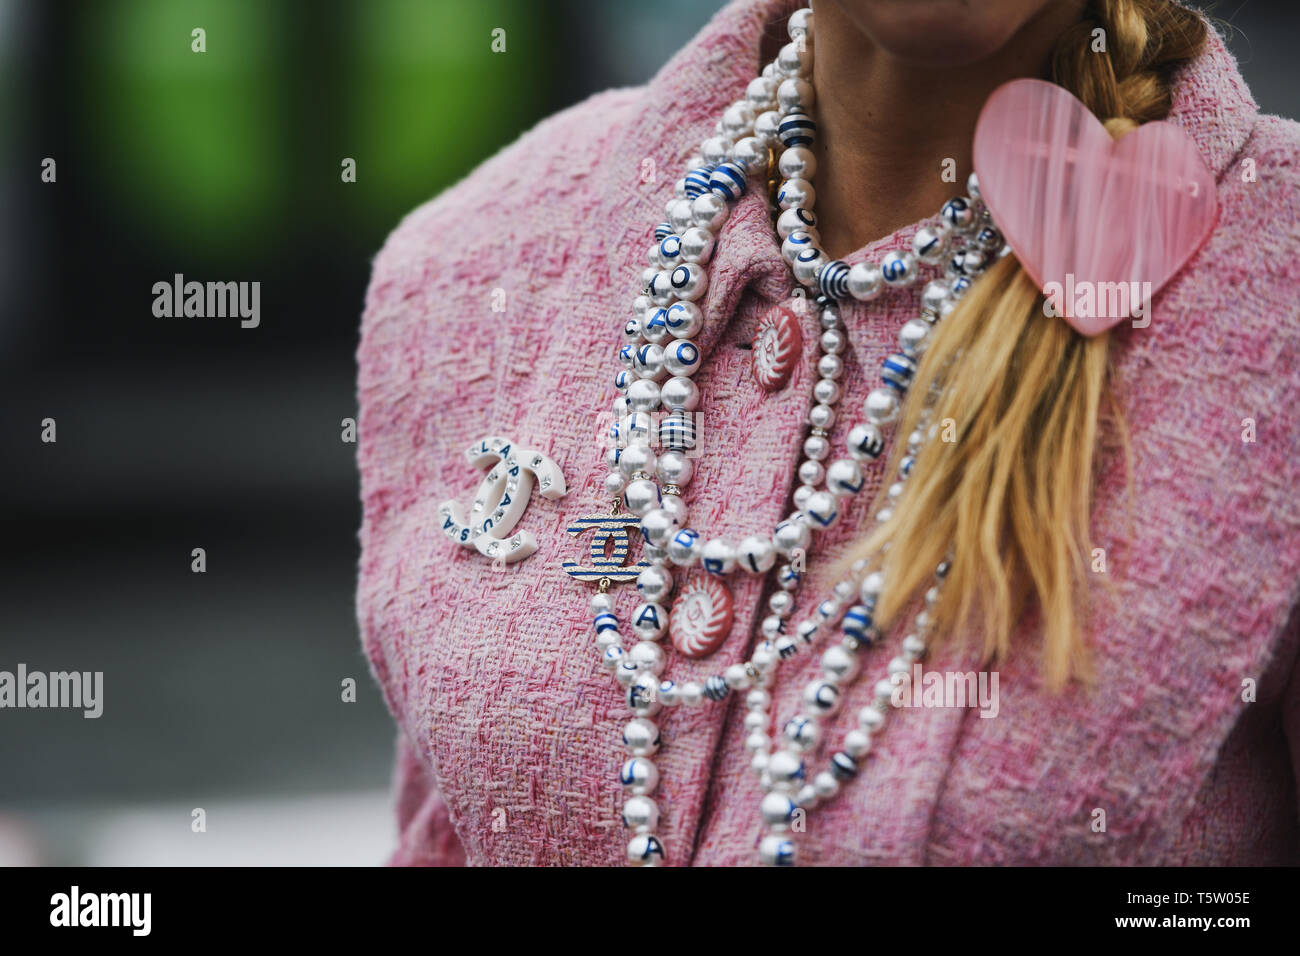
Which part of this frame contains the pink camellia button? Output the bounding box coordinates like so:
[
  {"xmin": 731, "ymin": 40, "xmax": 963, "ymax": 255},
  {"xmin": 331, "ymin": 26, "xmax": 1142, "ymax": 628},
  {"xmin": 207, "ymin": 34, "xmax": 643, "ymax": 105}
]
[
  {"xmin": 669, "ymin": 575, "xmax": 735, "ymax": 658},
  {"xmin": 751, "ymin": 304, "xmax": 802, "ymax": 391}
]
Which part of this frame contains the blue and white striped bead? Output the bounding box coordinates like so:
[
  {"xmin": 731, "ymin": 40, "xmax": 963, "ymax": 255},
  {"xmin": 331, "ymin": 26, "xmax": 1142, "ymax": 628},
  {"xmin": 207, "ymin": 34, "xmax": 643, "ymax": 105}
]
[
  {"xmin": 595, "ymin": 612, "xmax": 620, "ymax": 635},
  {"xmin": 881, "ymin": 352, "xmax": 916, "ymax": 391},
  {"xmin": 830, "ymin": 751, "xmax": 859, "ymax": 780},
  {"xmin": 708, "ymin": 162, "xmax": 748, "ymax": 202},
  {"xmin": 818, "ymin": 259, "xmax": 850, "ymax": 300},
  {"xmin": 653, "ymin": 221, "xmax": 673, "ymax": 242},
  {"xmin": 842, "ymin": 604, "xmax": 875, "ymax": 644},
  {"xmin": 778, "ymin": 111, "xmax": 816, "ymax": 147},
  {"xmin": 659, "ymin": 412, "xmax": 696, "ymax": 451},
  {"xmin": 684, "ymin": 165, "xmax": 714, "ymax": 200},
  {"xmin": 703, "ymin": 674, "xmax": 730, "ymax": 702}
]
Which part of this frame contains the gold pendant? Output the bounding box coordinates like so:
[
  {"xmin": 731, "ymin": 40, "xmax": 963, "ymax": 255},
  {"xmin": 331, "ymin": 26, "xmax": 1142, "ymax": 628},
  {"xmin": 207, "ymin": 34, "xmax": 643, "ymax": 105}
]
[{"xmin": 561, "ymin": 502, "xmax": 650, "ymax": 588}]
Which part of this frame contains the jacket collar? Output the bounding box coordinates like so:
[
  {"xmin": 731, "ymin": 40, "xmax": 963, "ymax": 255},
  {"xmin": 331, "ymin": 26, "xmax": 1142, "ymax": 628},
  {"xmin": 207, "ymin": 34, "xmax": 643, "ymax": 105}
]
[{"xmin": 599, "ymin": 0, "xmax": 1259, "ymax": 357}]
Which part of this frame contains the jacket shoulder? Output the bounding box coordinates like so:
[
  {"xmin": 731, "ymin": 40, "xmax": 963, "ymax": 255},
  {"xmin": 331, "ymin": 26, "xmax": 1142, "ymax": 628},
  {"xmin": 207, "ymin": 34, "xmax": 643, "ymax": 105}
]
[{"xmin": 360, "ymin": 85, "xmax": 644, "ymax": 330}]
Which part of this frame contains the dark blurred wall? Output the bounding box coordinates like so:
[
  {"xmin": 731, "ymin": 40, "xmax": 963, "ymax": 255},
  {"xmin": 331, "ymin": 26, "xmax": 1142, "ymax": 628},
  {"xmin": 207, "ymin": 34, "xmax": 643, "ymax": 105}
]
[{"xmin": 0, "ymin": 0, "xmax": 1294, "ymax": 820}]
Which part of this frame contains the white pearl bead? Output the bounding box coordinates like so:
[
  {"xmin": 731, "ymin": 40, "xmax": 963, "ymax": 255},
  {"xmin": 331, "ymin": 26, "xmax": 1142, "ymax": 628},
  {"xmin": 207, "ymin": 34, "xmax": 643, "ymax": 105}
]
[
  {"xmin": 657, "ymin": 680, "xmax": 680, "ymax": 706},
  {"xmin": 754, "ymin": 109, "xmax": 781, "ymax": 146},
  {"xmin": 803, "ymin": 434, "xmax": 830, "ymax": 461},
  {"xmin": 615, "ymin": 659, "xmax": 640, "ymax": 686},
  {"xmin": 802, "ymin": 679, "xmax": 842, "ymax": 716},
  {"xmin": 858, "ymin": 705, "xmax": 886, "ymax": 734},
  {"xmin": 859, "ymin": 571, "xmax": 885, "ymax": 602},
  {"xmin": 768, "ymin": 589, "xmax": 795, "ymax": 617},
  {"xmin": 724, "ymin": 663, "xmax": 753, "ymax": 690},
  {"xmin": 722, "ymin": 102, "xmax": 756, "ymax": 138},
  {"xmin": 700, "ymin": 538, "xmax": 736, "ymax": 575},
  {"xmin": 635, "ymin": 565, "xmax": 673, "ymax": 603},
  {"xmin": 700, "ymin": 136, "xmax": 729, "ymax": 165},
  {"xmin": 776, "ymin": 42, "xmax": 812, "ymax": 78},
  {"xmin": 826, "ymin": 458, "xmax": 864, "ymax": 496},
  {"xmin": 846, "ymin": 261, "xmax": 883, "ymax": 301},
  {"xmin": 808, "ymin": 402, "xmax": 836, "ymax": 429},
  {"xmin": 772, "ymin": 517, "xmax": 810, "ymax": 555},
  {"xmin": 660, "ymin": 375, "xmax": 700, "ymax": 412},
  {"xmin": 777, "ymin": 206, "xmax": 817, "ymax": 239},
  {"xmin": 797, "ymin": 459, "xmax": 824, "ymax": 486},
  {"xmin": 736, "ymin": 535, "xmax": 776, "ymax": 574},
  {"xmin": 640, "ymin": 508, "xmax": 678, "ymax": 548},
  {"xmin": 619, "ymin": 443, "xmax": 656, "ymax": 478},
  {"xmin": 622, "ymin": 718, "xmax": 660, "ymax": 757},
  {"xmin": 874, "ymin": 677, "xmax": 897, "ymax": 707},
  {"xmin": 732, "ymin": 136, "xmax": 768, "ymax": 175},
  {"xmin": 813, "ymin": 771, "xmax": 840, "ymax": 799},
  {"xmin": 778, "ymin": 145, "xmax": 816, "ymax": 180},
  {"xmin": 622, "ymin": 795, "xmax": 659, "ymax": 833},
  {"xmin": 656, "ymin": 449, "xmax": 693, "ymax": 485},
  {"xmin": 629, "ymin": 641, "xmax": 666, "ymax": 675},
  {"xmin": 821, "ymin": 645, "xmax": 860, "ymax": 683},
  {"xmin": 788, "ymin": 6, "xmax": 813, "ymax": 40},
  {"xmin": 623, "ymin": 478, "xmax": 660, "ymax": 515},
  {"xmin": 659, "ymin": 492, "xmax": 688, "ymax": 526},
  {"xmin": 668, "ymin": 197, "xmax": 696, "ymax": 234},
  {"xmin": 802, "ymin": 489, "xmax": 838, "ymax": 528},
  {"xmin": 863, "ymin": 387, "xmax": 900, "ymax": 426},
  {"xmin": 679, "ymin": 227, "xmax": 715, "ymax": 265},
  {"xmin": 812, "ymin": 377, "xmax": 841, "ymax": 405},
  {"xmin": 843, "ymin": 729, "xmax": 872, "ymax": 759},
  {"xmin": 625, "ymin": 378, "xmax": 661, "ymax": 414},
  {"xmin": 778, "ymin": 177, "xmax": 816, "ymax": 210},
  {"xmin": 692, "ymin": 193, "xmax": 729, "ymax": 231},
  {"xmin": 746, "ymin": 76, "xmax": 778, "ymax": 110},
  {"xmin": 777, "ymin": 76, "xmax": 814, "ymax": 112},
  {"xmin": 751, "ymin": 644, "xmax": 778, "ymax": 671}
]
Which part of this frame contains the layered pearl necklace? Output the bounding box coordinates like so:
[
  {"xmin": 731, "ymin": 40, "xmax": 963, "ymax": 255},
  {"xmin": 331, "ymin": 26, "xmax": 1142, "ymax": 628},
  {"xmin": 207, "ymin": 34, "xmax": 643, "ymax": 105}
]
[{"xmin": 584, "ymin": 4, "xmax": 1005, "ymax": 866}]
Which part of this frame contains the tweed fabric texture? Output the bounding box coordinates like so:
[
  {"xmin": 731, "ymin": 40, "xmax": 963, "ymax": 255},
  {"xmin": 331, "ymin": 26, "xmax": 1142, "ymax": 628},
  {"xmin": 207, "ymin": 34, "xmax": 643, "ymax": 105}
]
[{"xmin": 356, "ymin": 0, "xmax": 1300, "ymax": 866}]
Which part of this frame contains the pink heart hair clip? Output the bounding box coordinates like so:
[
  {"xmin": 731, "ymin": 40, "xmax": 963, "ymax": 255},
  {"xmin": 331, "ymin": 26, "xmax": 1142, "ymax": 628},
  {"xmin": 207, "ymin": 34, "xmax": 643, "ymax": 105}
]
[{"xmin": 972, "ymin": 77, "xmax": 1218, "ymax": 336}]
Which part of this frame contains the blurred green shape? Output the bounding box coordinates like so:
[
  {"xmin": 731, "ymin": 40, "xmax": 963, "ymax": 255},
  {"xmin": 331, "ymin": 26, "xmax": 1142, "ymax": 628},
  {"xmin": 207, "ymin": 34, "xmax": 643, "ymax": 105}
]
[
  {"xmin": 350, "ymin": 0, "xmax": 549, "ymax": 231},
  {"xmin": 80, "ymin": 0, "xmax": 282, "ymax": 254}
]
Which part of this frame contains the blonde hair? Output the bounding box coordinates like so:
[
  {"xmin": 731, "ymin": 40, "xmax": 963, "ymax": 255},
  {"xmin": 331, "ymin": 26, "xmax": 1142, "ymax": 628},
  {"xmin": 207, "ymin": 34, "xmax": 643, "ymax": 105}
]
[{"xmin": 841, "ymin": 0, "xmax": 1207, "ymax": 690}]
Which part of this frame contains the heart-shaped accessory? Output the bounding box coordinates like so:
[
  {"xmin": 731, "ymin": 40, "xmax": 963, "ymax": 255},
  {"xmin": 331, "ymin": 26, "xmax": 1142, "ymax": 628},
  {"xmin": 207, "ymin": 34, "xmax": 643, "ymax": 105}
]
[{"xmin": 972, "ymin": 78, "xmax": 1218, "ymax": 336}]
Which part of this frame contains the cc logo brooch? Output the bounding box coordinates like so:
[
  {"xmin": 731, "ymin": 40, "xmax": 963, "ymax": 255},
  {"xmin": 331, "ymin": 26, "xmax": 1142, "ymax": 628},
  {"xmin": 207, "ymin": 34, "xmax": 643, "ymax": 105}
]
[{"xmin": 437, "ymin": 435, "xmax": 567, "ymax": 564}]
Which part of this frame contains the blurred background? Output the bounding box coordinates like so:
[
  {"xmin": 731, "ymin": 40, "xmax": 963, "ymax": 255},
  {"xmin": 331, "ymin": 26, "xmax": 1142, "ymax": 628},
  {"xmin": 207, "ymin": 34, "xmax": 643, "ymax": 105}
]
[{"xmin": 0, "ymin": 0, "xmax": 1294, "ymax": 865}]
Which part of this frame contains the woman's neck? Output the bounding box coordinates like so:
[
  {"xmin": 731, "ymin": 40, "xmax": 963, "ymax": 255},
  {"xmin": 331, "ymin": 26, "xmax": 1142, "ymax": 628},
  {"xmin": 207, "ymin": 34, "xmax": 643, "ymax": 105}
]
[{"xmin": 809, "ymin": 1, "xmax": 1083, "ymax": 260}]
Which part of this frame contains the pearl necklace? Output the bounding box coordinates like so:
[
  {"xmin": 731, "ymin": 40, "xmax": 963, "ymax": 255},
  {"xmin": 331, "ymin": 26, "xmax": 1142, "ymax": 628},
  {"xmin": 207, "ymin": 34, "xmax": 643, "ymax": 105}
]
[{"xmin": 586, "ymin": 4, "xmax": 1004, "ymax": 866}]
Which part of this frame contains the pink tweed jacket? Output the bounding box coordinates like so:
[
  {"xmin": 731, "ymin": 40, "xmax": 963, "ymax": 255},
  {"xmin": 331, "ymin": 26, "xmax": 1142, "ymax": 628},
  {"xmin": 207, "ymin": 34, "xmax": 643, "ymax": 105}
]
[{"xmin": 357, "ymin": 0, "xmax": 1300, "ymax": 865}]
